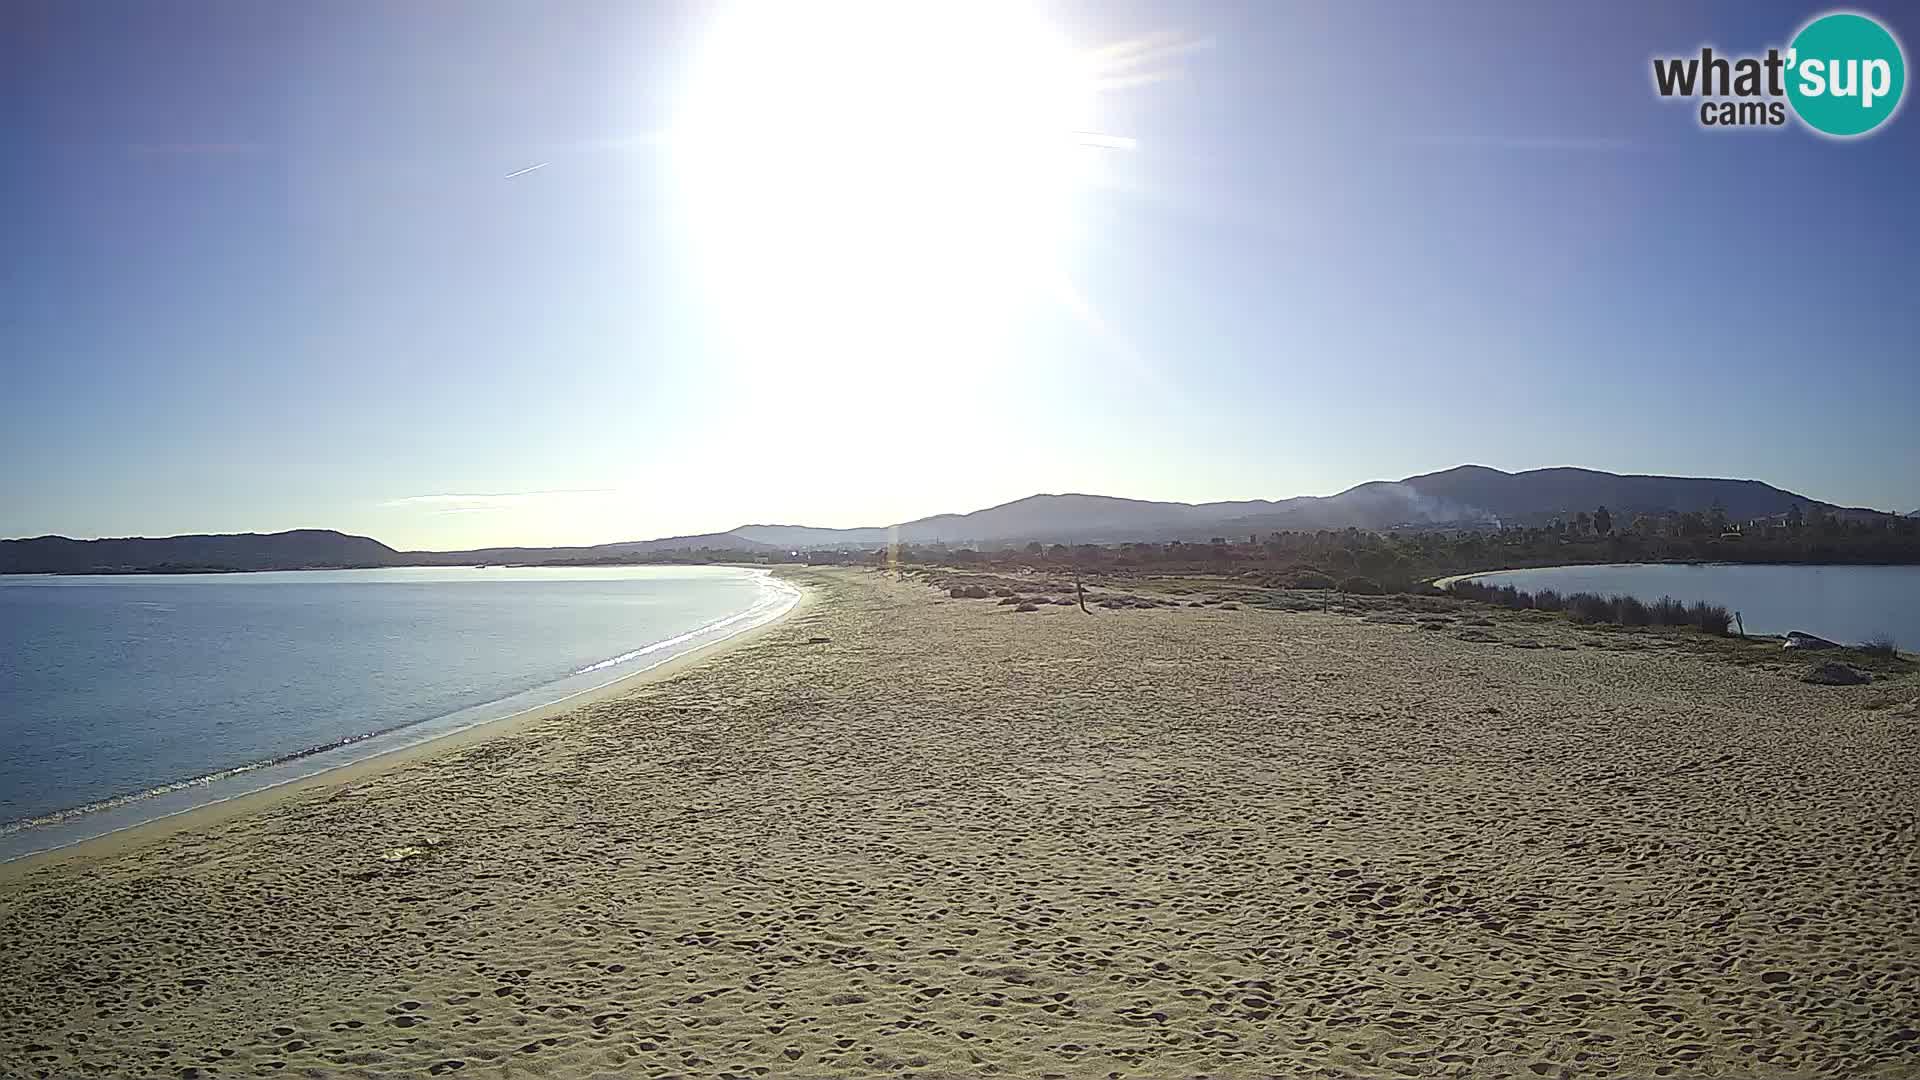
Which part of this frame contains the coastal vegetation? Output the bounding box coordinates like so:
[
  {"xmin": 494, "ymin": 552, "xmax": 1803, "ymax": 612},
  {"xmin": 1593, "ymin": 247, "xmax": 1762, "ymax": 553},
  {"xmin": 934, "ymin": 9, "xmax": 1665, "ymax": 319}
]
[
  {"xmin": 864, "ymin": 511, "xmax": 1920, "ymax": 654},
  {"xmin": 1441, "ymin": 578, "xmax": 1735, "ymax": 635},
  {"xmin": 863, "ymin": 507, "xmax": 1920, "ymax": 593}
]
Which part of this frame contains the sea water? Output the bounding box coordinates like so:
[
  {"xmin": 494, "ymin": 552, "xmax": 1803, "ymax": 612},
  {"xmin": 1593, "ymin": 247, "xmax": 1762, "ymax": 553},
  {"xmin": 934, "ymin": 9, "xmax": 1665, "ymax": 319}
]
[{"xmin": 0, "ymin": 564, "xmax": 797, "ymax": 858}]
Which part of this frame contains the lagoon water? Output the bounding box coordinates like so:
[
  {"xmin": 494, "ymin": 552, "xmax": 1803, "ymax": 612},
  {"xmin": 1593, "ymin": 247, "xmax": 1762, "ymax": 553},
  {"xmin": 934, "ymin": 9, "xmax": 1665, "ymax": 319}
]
[
  {"xmin": 1460, "ymin": 563, "xmax": 1919, "ymax": 647},
  {"xmin": 0, "ymin": 565, "xmax": 796, "ymax": 858}
]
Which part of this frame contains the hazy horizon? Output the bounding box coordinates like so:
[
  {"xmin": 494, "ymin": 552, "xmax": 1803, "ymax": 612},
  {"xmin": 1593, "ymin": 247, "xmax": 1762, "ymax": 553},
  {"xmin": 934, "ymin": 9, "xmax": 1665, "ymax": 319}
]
[
  {"xmin": 7, "ymin": 1, "xmax": 1917, "ymax": 548},
  {"xmin": 5, "ymin": 459, "xmax": 1908, "ymax": 550}
]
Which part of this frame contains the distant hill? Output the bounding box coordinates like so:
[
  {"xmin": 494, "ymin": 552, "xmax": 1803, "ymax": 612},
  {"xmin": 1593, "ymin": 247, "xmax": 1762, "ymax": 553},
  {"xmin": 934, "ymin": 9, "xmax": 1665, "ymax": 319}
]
[
  {"xmin": 1367, "ymin": 465, "xmax": 1834, "ymax": 525},
  {"xmin": 409, "ymin": 531, "xmax": 780, "ymax": 566},
  {"xmin": 0, "ymin": 528, "xmax": 775, "ymax": 575},
  {"xmin": 888, "ymin": 493, "xmax": 1232, "ymax": 545},
  {"xmin": 3, "ymin": 466, "xmax": 1889, "ymax": 573},
  {"xmin": 738, "ymin": 495, "xmax": 1331, "ymax": 549},
  {"xmin": 764, "ymin": 466, "xmax": 1858, "ymax": 548},
  {"xmin": 731, "ymin": 524, "xmax": 892, "ymax": 549},
  {"xmin": 1181, "ymin": 465, "xmax": 1859, "ymax": 538},
  {"xmin": 0, "ymin": 529, "xmax": 400, "ymax": 574}
]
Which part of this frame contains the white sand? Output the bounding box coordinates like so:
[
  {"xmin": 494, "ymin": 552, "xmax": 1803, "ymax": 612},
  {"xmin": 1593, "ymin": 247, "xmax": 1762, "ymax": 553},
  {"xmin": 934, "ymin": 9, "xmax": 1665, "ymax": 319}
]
[{"xmin": 2, "ymin": 568, "xmax": 1916, "ymax": 1078}]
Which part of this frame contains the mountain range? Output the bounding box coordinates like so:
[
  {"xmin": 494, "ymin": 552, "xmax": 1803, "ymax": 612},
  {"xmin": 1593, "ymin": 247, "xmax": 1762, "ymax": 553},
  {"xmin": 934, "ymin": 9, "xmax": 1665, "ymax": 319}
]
[
  {"xmin": 733, "ymin": 465, "xmax": 1876, "ymax": 548},
  {"xmin": 1, "ymin": 465, "xmax": 1892, "ymax": 574}
]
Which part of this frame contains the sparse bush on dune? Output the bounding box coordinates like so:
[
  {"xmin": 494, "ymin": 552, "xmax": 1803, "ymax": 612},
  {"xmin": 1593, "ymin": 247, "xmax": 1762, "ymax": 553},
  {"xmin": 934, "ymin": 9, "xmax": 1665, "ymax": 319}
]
[
  {"xmin": 1339, "ymin": 575, "xmax": 1384, "ymax": 595},
  {"xmin": 1564, "ymin": 592, "xmax": 1613, "ymax": 624},
  {"xmin": 1445, "ymin": 579, "xmax": 1537, "ymax": 610},
  {"xmin": 1452, "ymin": 581, "xmax": 1491, "ymax": 604},
  {"xmin": 1286, "ymin": 569, "xmax": 1338, "ymax": 590},
  {"xmin": 1689, "ymin": 601, "xmax": 1733, "ymax": 635},
  {"xmin": 1802, "ymin": 660, "xmax": 1870, "ymax": 685},
  {"xmin": 1651, "ymin": 596, "xmax": 1691, "ymax": 626},
  {"xmin": 1443, "ymin": 580, "xmax": 1735, "ymax": 636},
  {"xmin": 1617, "ymin": 596, "xmax": 1651, "ymax": 626},
  {"xmin": 1859, "ymin": 635, "xmax": 1898, "ymax": 658}
]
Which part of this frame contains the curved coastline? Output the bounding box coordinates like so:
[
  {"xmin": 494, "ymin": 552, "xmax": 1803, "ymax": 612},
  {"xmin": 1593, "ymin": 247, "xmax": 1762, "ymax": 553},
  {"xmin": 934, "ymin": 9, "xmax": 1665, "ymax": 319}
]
[
  {"xmin": 1431, "ymin": 561, "xmax": 1721, "ymax": 590},
  {"xmin": 1431, "ymin": 561, "xmax": 1756, "ymax": 592},
  {"xmin": 1, "ymin": 569, "xmax": 808, "ymax": 869}
]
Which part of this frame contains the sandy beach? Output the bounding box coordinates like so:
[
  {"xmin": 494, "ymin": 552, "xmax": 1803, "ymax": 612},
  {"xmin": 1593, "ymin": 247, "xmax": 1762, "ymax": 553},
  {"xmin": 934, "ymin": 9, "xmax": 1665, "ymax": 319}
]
[{"xmin": 3, "ymin": 567, "xmax": 1917, "ymax": 1079}]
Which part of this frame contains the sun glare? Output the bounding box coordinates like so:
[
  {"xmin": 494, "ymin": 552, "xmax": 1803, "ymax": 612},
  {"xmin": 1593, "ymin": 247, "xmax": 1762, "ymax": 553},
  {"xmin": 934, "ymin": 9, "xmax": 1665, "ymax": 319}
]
[{"xmin": 673, "ymin": 2, "xmax": 1100, "ymax": 360}]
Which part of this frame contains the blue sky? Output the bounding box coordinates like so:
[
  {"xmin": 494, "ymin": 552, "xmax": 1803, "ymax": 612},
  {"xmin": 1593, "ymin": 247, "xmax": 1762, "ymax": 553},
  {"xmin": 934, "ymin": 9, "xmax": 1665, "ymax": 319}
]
[{"xmin": 4, "ymin": 1, "xmax": 1916, "ymax": 549}]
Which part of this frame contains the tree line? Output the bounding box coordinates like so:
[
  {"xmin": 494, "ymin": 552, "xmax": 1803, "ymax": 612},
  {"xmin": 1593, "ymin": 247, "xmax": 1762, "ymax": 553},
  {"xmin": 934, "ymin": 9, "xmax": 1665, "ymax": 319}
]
[{"xmin": 845, "ymin": 505, "xmax": 1920, "ymax": 592}]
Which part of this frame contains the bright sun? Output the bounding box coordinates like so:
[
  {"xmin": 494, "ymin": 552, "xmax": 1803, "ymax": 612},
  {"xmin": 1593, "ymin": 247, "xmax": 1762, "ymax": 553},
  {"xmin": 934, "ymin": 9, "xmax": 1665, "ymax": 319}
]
[{"xmin": 673, "ymin": 1, "xmax": 1101, "ymax": 359}]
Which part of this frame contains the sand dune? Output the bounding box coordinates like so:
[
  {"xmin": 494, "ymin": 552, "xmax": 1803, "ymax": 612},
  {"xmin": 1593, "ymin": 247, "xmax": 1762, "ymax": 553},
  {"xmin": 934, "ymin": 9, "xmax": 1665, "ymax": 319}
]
[{"xmin": 3, "ymin": 568, "xmax": 1917, "ymax": 1078}]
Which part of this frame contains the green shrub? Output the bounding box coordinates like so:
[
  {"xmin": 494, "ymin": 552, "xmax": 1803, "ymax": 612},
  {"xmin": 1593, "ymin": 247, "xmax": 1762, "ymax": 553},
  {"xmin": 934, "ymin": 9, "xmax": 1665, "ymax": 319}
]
[{"xmin": 1339, "ymin": 575, "xmax": 1384, "ymax": 595}]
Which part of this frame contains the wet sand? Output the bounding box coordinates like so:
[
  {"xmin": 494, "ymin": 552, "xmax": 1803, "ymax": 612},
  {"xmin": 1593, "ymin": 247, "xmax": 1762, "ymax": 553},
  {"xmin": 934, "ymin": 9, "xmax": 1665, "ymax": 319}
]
[{"xmin": 3, "ymin": 568, "xmax": 1916, "ymax": 1078}]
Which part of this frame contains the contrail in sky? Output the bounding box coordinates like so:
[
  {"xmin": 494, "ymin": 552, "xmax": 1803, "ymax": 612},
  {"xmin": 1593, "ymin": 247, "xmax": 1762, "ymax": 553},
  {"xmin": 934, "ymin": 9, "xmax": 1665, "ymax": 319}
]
[{"xmin": 503, "ymin": 162, "xmax": 550, "ymax": 179}]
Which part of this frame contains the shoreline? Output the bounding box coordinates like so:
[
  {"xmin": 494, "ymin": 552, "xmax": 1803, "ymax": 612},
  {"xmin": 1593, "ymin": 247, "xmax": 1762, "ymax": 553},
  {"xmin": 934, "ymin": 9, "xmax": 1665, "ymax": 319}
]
[
  {"xmin": 1, "ymin": 558, "xmax": 791, "ymax": 577},
  {"xmin": 0, "ymin": 559, "xmax": 791, "ymax": 577},
  {"xmin": 0, "ymin": 572, "xmax": 809, "ymax": 880},
  {"xmin": 4, "ymin": 568, "xmax": 1914, "ymax": 1077},
  {"xmin": 1430, "ymin": 558, "xmax": 1920, "ymax": 591}
]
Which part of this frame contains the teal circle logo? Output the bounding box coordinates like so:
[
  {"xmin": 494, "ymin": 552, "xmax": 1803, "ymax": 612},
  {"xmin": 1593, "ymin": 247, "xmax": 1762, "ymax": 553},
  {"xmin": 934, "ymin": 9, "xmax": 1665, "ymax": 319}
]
[{"xmin": 1787, "ymin": 12, "xmax": 1906, "ymax": 136}]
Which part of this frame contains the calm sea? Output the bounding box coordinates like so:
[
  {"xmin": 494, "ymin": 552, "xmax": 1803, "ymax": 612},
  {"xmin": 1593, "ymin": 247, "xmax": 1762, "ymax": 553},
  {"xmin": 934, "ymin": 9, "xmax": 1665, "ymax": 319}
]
[
  {"xmin": 1460, "ymin": 563, "xmax": 1919, "ymax": 646},
  {"xmin": 0, "ymin": 565, "xmax": 797, "ymax": 859}
]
